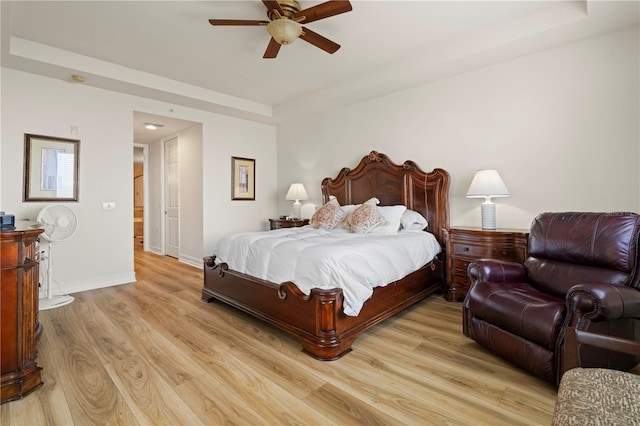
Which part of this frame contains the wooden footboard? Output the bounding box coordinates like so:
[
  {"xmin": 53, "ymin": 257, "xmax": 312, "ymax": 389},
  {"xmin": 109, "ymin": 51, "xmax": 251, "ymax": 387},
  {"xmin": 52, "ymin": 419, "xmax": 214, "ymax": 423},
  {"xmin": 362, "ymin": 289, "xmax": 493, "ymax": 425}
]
[{"xmin": 202, "ymin": 255, "xmax": 444, "ymax": 360}]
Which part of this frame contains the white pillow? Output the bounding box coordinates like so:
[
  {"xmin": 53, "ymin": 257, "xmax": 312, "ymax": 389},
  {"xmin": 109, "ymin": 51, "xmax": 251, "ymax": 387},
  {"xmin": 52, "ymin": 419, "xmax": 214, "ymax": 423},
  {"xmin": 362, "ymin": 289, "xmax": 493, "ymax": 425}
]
[
  {"xmin": 369, "ymin": 205, "xmax": 407, "ymax": 234},
  {"xmin": 400, "ymin": 209, "xmax": 428, "ymax": 231},
  {"xmin": 340, "ymin": 204, "xmax": 358, "ymax": 216}
]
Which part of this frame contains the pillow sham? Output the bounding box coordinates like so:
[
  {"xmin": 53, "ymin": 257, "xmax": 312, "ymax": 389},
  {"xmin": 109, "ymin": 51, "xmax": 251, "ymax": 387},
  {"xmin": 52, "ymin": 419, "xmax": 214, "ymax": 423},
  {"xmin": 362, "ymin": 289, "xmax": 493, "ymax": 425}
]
[
  {"xmin": 345, "ymin": 198, "xmax": 384, "ymax": 233},
  {"xmin": 368, "ymin": 205, "xmax": 407, "ymax": 234},
  {"xmin": 400, "ymin": 209, "xmax": 428, "ymax": 231},
  {"xmin": 310, "ymin": 198, "xmax": 346, "ymax": 230}
]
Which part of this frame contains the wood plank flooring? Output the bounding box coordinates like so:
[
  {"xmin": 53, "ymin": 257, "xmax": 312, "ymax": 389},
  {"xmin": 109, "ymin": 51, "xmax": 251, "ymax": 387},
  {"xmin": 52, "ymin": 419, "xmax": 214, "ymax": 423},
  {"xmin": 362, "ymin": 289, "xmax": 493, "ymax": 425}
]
[{"xmin": 1, "ymin": 244, "xmax": 558, "ymax": 425}]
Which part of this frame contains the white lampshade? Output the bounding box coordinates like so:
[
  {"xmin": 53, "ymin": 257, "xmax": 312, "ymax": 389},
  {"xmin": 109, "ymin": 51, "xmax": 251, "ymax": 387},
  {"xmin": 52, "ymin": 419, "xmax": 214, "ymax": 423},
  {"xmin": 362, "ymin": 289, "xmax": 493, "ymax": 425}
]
[
  {"xmin": 466, "ymin": 169, "xmax": 510, "ymax": 198},
  {"xmin": 466, "ymin": 170, "xmax": 510, "ymax": 230},
  {"xmin": 267, "ymin": 19, "xmax": 302, "ymax": 45},
  {"xmin": 285, "ymin": 183, "xmax": 308, "ymax": 201},
  {"xmin": 285, "ymin": 183, "xmax": 308, "ymax": 219}
]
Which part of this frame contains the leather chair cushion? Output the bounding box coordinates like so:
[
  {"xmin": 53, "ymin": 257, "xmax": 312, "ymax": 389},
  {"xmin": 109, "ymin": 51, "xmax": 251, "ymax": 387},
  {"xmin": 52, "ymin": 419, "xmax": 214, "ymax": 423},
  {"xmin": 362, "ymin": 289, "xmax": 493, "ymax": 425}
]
[
  {"xmin": 466, "ymin": 281, "xmax": 565, "ymax": 350},
  {"xmin": 526, "ymin": 257, "xmax": 630, "ymax": 298},
  {"xmin": 529, "ymin": 212, "xmax": 639, "ymax": 274}
]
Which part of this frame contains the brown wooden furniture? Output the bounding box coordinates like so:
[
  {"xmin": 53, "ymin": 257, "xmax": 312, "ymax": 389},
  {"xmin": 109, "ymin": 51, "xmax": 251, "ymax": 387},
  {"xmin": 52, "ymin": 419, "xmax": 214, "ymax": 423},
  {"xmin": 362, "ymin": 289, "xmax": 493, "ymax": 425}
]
[
  {"xmin": 444, "ymin": 227, "xmax": 528, "ymax": 301},
  {"xmin": 269, "ymin": 218, "xmax": 309, "ymax": 230},
  {"xmin": 1, "ymin": 226, "xmax": 44, "ymax": 404},
  {"xmin": 203, "ymin": 151, "xmax": 450, "ymax": 360}
]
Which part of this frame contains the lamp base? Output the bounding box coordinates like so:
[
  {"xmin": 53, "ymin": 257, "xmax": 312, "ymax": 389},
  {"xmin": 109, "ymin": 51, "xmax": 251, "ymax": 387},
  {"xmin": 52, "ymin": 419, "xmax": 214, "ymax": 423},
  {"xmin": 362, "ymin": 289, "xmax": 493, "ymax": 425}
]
[
  {"xmin": 292, "ymin": 201, "xmax": 301, "ymax": 219},
  {"xmin": 480, "ymin": 200, "xmax": 497, "ymax": 230}
]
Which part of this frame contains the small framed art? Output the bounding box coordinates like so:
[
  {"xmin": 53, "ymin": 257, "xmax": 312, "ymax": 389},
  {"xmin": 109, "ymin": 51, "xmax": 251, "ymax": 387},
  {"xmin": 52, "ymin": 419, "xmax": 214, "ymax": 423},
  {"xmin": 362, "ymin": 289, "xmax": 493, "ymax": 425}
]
[
  {"xmin": 23, "ymin": 133, "xmax": 80, "ymax": 202},
  {"xmin": 231, "ymin": 156, "xmax": 255, "ymax": 200}
]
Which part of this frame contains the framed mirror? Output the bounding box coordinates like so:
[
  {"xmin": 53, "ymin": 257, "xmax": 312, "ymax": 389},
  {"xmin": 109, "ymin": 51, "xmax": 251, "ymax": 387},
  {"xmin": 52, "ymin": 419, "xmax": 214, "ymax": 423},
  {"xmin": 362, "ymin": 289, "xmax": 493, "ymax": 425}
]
[{"xmin": 23, "ymin": 133, "xmax": 80, "ymax": 202}]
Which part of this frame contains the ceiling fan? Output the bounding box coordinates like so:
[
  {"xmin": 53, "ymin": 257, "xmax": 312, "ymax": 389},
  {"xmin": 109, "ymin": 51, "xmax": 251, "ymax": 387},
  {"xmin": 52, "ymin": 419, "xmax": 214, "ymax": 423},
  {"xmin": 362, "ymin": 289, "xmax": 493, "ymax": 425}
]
[{"xmin": 209, "ymin": 0, "xmax": 352, "ymax": 59}]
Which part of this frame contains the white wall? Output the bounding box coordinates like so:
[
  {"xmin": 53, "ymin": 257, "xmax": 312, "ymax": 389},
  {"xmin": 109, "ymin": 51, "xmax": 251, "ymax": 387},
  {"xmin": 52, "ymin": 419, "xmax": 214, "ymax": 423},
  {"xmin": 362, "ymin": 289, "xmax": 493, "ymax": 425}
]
[
  {"xmin": 277, "ymin": 26, "xmax": 640, "ymax": 230},
  {"xmin": 202, "ymin": 114, "xmax": 278, "ymax": 255},
  {"xmin": 179, "ymin": 124, "xmax": 203, "ymax": 266},
  {"xmin": 1, "ymin": 68, "xmax": 277, "ymax": 295}
]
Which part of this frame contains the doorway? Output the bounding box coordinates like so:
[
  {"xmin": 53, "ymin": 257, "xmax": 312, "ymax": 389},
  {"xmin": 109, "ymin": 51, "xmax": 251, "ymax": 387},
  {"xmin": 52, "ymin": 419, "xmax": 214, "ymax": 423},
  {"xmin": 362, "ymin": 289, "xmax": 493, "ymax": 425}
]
[{"xmin": 132, "ymin": 111, "xmax": 201, "ymax": 261}]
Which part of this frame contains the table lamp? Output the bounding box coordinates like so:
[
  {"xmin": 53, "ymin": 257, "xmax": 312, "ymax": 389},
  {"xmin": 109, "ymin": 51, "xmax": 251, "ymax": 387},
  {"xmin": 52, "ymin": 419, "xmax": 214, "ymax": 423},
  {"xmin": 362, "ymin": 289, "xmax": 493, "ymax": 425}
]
[
  {"xmin": 285, "ymin": 183, "xmax": 308, "ymax": 219},
  {"xmin": 466, "ymin": 169, "xmax": 510, "ymax": 230}
]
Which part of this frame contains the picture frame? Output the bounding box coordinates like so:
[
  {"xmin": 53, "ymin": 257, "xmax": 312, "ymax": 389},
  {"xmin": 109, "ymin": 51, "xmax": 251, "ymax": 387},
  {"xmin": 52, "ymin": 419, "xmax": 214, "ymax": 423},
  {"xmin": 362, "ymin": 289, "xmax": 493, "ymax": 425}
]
[
  {"xmin": 23, "ymin": 133, "xmax": 80, "ymax": 202},
  {"xmin": 231, "ymin": 156, "xmax": 255, "ymax": 201}
]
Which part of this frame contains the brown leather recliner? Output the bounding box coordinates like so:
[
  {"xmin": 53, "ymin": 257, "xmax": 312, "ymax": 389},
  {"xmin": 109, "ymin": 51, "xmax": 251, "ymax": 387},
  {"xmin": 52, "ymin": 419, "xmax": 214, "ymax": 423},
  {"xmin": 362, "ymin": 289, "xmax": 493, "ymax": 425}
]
[{"xmin": 462, "ymin": 212, "xmax": 640, "ymax": 385}]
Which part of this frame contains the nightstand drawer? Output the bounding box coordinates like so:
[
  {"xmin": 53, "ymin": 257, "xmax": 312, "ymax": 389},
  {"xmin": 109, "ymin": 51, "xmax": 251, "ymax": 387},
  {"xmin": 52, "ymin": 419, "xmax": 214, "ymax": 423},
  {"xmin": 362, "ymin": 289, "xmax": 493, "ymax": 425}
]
[
  {"xmin": 269, "ymin": 218, "xmax": 309, "ymax": 230},
  {"xmin": 452, "ymin": 244, "xmax": 525, "ymax": 262},
  {"xmin": 452, "ymin": 258, "xmax": 472, "ymax": 273},
  {"xmin": 490, "ymin": 247, "xmax": 526, "ymax": 262},
  {"xmin": 451, "ymin": 272, "xmax": 472, "ymax": 288},
  {"xmin": 451, "ymin": 243, "xmax": 492, "ymax": 258}
]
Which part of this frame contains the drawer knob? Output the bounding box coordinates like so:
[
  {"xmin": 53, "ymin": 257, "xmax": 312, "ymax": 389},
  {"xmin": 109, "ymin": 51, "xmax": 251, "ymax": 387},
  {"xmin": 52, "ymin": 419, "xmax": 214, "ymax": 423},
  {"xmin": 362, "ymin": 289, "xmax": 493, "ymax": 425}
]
[{"xmin": 463, "ymin": 247, "xmax": 469, "ymax": 252}]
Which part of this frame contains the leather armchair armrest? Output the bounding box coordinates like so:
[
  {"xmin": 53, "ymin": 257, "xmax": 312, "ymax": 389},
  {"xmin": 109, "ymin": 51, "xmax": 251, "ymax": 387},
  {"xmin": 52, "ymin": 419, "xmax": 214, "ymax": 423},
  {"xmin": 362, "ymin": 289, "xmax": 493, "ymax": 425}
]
[
  {"xmin": 467, "ymin": 259, "xmax": 526, "ymax": 285},
  {"xmin": 566, "ymin": 283, "xmax": 640, "ymax": 324}
]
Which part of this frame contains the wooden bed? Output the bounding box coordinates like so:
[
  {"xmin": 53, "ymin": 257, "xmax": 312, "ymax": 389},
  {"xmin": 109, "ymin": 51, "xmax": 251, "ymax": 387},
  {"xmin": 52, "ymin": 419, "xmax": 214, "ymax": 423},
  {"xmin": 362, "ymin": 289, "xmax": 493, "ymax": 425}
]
[{"xmin": 202, "ymin": 151, "xmax": 450, "ymax": 360}]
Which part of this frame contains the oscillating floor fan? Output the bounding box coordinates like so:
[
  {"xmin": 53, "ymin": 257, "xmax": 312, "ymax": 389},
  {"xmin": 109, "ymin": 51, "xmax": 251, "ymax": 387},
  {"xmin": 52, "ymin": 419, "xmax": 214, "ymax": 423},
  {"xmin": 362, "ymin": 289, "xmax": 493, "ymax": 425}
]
[{"xmin": 37, "ymin": 204, "xmax": 78, "ymax": 310}]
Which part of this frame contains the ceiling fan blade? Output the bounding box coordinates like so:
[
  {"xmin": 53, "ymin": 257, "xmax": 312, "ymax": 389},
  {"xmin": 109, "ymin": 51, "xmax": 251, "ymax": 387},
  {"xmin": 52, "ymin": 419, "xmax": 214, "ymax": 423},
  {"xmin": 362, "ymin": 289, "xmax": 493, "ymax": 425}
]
[
  {"xmin": 209, "ymin": 19, "xmax": 269, "ymax": 26},
  {"xmin": 263, "ymin": 38, "xmax": 281, "ymax": 59},
  {"xmin": 295, "ymin": 1, "xmax": 352, "ymax": 24},
  {"xmin": 262, "ymin": 0, "xmax": 284, "ymax": 15},
  {"xmin": 299, "ymin": 27, "xmax": 340, "ymax": 54}
]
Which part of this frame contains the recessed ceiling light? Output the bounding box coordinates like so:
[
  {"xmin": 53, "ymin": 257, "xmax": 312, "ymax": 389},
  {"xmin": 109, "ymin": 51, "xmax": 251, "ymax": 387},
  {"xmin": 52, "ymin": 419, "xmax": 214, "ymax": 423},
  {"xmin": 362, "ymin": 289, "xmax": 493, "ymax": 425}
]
[{"xmin": 144, "ymin": 123, "xmax": 163, "ymax": 130}]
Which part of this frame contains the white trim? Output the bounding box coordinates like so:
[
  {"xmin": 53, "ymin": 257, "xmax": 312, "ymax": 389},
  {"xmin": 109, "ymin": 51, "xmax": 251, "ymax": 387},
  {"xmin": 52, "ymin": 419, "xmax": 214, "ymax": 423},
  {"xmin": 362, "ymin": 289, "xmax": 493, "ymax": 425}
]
[
  {"xmin": 178, "ymin": 254, "xmax": 203, "ymax": 269},
  {"xmin": 63, "ymin": 272, "xmax": 137, "ymax": 294}
]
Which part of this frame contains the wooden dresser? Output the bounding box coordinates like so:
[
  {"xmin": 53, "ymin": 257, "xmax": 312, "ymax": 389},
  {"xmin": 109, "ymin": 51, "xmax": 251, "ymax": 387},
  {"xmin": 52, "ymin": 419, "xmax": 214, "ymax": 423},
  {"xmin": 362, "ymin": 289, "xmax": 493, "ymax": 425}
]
[
  {"xmin": 444, "ymin": 227, "xmax": 529, "ymax": 301},
  {"xmin": 1, "ymin": 226, "xmax": 44, "ymax": 404}
]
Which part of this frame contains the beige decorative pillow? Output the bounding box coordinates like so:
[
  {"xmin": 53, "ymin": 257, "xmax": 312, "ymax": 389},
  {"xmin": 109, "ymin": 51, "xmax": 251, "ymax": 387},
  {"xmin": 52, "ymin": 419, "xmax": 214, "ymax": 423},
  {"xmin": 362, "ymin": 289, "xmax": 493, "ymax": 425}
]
[
  {"xmin": 346, "ymin": 198, "xmax": 384, "ymax": 233},
  {"xmin": 310, "ymin": 198, "xmax": 346, "ymax": 230}
]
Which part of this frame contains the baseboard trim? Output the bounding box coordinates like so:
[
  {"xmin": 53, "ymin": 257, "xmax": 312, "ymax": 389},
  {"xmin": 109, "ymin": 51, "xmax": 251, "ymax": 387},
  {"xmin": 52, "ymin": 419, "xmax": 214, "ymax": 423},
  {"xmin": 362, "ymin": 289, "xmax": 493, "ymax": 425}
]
[{"xmin": 63, "ymin": 272, "xmax": 137, "ymax": 295}]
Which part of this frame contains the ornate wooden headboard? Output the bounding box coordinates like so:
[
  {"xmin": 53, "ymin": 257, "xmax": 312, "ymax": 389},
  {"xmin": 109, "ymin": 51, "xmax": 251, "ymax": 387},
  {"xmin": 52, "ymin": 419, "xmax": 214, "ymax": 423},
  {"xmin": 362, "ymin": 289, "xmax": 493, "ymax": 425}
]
[{"xmin": 321, "ymin": 151, "xmax": 451, "ymax": 245}]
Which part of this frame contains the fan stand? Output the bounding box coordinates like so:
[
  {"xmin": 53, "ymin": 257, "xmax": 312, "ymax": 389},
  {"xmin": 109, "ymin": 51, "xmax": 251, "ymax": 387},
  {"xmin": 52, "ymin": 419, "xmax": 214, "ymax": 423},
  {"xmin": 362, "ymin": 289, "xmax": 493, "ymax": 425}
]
[{"xmin": 39, "ymin": 242, "xmax": 74, "ymax": 310}]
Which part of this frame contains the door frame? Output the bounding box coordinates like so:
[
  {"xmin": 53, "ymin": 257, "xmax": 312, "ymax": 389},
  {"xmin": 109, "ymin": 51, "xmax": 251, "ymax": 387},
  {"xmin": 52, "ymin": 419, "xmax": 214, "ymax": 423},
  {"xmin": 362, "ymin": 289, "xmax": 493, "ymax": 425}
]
[{"xmin": 133, "ymin": 143, "xmax": 149, "ymax": 252}]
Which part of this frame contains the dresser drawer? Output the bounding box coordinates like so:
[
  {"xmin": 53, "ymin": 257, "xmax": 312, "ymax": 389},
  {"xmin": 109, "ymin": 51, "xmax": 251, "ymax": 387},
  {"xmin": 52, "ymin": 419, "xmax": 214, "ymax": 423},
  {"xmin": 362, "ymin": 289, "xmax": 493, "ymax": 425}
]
[
  {"xmin": 452, "ymin": 244, "xmax": 525, "ymax": 262},
  {"xmin": 452, "ymin": 258, "xmax": 472, "ymax": 273},
  {"xmin": 0, "ymin": 237, "xmax": 39, "ymax": 269},
  {"xmin": 451, "ymin": 243, "xmax": 492, "ymax": 258},
  {"xmin": 491, "ymin": 247, "xmax": 526, "ymax": 262}
]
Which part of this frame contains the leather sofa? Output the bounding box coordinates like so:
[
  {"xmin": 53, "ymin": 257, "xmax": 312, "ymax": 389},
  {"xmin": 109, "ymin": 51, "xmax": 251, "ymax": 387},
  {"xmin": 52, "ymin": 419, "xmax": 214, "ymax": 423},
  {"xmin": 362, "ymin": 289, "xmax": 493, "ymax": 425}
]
[{"xmin": 462, "ymin": 212, "xmax": 640, "ymax": 384}]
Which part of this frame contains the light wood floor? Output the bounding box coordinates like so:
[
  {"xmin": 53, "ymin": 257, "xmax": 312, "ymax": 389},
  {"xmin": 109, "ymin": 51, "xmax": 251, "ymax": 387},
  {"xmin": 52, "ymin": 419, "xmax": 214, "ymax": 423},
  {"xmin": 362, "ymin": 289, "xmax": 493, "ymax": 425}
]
[{"xmin": 2, "ymin": 244, "xmax": 558, "ymax": 425}]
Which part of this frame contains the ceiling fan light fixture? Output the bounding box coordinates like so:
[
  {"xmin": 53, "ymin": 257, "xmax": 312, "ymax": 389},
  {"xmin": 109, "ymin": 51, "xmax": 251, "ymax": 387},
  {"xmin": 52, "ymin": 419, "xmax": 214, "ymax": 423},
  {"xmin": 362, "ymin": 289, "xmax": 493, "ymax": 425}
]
[{"xmin": 267, "ymin": 19, "xmax": 302, "ymax": 45}]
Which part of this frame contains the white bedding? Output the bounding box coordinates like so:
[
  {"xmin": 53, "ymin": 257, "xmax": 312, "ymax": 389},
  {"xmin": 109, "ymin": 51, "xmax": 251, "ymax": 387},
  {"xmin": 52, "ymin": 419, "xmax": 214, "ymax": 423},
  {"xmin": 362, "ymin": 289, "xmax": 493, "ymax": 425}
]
[{"xmin": 214, "ymin": 226, "xmax": 442, "ymax": 316}]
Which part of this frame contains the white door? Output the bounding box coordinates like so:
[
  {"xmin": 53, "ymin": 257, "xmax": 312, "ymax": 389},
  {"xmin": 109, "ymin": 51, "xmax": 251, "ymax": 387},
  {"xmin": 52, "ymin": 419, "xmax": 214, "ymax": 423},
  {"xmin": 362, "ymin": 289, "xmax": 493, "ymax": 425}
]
[{"xmin": 164, "ymin": 137, "xmax": 179, "ymax": 258}]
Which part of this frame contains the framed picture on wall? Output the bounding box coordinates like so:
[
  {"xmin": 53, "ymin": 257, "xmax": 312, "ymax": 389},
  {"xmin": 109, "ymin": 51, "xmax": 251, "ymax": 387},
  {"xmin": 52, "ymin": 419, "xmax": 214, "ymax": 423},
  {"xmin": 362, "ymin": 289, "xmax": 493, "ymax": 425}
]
[
  {"xmin": 23, "ymin": 133, "xmax": 80, "ymax": 202},
  {"xmin": 231, "ymin": 156, "xmax": 255, "ymax": 201}
]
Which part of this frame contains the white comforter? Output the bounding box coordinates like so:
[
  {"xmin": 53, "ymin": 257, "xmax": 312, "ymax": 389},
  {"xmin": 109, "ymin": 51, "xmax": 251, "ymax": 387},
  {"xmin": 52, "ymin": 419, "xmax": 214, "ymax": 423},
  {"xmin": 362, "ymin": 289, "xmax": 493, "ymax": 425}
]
[{"xmin": 214, "ymin": 226, "xmax": 441, "ymax": 316}]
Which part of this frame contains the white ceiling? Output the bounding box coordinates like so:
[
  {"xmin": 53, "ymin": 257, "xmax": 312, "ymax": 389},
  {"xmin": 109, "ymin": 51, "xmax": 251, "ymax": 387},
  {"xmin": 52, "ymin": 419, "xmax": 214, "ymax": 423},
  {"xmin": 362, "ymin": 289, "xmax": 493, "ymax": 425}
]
[{"xmin": 2, "ymin": 0, "xmax": 638, "ymax": 135}]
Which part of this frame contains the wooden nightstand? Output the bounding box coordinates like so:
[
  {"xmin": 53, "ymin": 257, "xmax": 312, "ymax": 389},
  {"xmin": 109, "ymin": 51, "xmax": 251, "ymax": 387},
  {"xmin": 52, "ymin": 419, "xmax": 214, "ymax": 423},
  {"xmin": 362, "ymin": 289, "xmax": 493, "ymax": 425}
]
[
  {"xmin": 444, "ymin": 227, "xmax": 529, "ymax": 301},
  {"xmin": 269, "ymin": 218, "xmax": 309, "ymax": 230}
]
